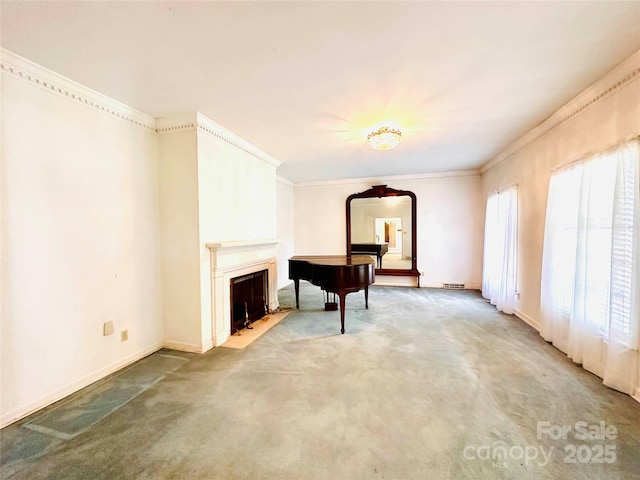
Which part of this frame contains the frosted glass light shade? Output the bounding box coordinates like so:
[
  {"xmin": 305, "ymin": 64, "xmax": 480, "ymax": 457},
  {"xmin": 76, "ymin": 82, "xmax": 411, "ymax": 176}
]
[{"xmin": 367, "ymin": 126, "xmax": 402, "ymax": 150}]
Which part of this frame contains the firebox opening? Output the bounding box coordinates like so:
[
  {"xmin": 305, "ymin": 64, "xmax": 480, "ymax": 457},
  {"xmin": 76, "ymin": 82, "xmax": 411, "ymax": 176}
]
[{"xmin": 230, "ymin": 270, "xmax": 268, "ymax": 335}]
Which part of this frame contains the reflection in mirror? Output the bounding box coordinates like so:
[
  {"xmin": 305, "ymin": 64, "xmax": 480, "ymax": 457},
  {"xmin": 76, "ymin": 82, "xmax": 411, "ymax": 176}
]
[
  {"xmin": 346, "ymin": 185, "xmax": 420, "ymax": 286},
  {"xmin": 350, "ymin": 197, "xmax": 412, "ymax": 269}
]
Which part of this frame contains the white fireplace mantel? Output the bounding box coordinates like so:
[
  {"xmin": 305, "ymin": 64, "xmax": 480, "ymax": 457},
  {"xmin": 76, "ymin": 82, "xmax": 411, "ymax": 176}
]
[{"xmin": 206, "ymin": 239, "xmax": 279, "ymax": 346}]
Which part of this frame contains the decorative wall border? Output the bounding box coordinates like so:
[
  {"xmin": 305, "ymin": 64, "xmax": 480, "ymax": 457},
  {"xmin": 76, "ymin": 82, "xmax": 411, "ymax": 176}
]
[
  {"xmin": 1, "ymin": 49, "xmax": 156, "ymax": 132},
  {"xmin": 196, "ymin": 113, "xmax": 281, "ymax": 168},
  {"xmin": 156, "ymin": 113, "xmax": 281, "ymax": 168},
  {"xmin": 2, "ymin": 48, "xmax": 284, "ymax": 168},
  {"xmin": 481, "ymin": 49, "xmax": 640, "ymax": 174},
  {"xmin": 155, "ymin": 123, "xmax": 197, "ymax": 134}
]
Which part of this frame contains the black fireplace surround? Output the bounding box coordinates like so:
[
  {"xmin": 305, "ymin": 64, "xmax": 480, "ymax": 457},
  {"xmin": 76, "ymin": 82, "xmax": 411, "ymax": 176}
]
[{"xmin": 230, "ymin": 270, "xmax": 268, "ymax": 334}]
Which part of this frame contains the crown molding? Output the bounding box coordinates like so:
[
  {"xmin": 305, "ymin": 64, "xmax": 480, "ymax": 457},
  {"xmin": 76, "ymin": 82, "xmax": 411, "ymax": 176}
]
[
  {"xmin": 155, "ymin": 113, "xmax": 197, "ymax": 134},
  {"xmin": 276, "ymin": 175, "xmax": 294, "ymax": 186},
  {"xmin": 480, "ymin": 48, "xmax": 640, "ymax": 174},
  {"xmin": 0, "ymin": 49, "xmax": 282, "ymax": 172},
  {"xmin": 156, "ymin": 113, "xmax": 281, "ymax": 168},
  {"xmin": 0, "ymin": 48, "xmax": 156, "ymax": 131},
  {"xmin": 196, "ymin": 113, "xmax": 281, "ymax": 168},
  {"xmin": 293, "ymin": 169, "xmax": 481, "ymax": 188}
]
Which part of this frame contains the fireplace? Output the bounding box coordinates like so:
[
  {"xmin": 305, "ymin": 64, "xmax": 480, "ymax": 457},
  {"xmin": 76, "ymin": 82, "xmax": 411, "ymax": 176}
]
[
  {"xmin": 230, "ymin": 270, "xmax": 268, "ymax": 335},
  {"xmin": 206, "ymin": 240, "xmax": 279, "ymax": 347}
]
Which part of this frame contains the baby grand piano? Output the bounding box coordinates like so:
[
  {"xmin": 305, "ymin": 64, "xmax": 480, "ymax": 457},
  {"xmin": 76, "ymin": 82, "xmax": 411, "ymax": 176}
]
[{"xmin": 288, "ymin": 255, "xmax": 375, "ymax": 334}]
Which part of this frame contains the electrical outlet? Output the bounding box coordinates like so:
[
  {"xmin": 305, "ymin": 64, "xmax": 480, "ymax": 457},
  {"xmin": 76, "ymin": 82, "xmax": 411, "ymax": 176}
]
[
  {"xmin": 120, "ymin": 330, "xmax": 128, "ymax": 342},
  {"xmin": 103, "ymin": 321, "xmax": 114, "ymax": 336}
]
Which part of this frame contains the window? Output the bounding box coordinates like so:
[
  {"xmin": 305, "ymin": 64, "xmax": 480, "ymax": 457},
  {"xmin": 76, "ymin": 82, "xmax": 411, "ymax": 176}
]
[
  {"xmin": 482, "ymin": 186, "xmax": 518, "ymax": 314},
  {"xmin": 540, "ymin": 139, "xmax": 639, "ymax": 395}
]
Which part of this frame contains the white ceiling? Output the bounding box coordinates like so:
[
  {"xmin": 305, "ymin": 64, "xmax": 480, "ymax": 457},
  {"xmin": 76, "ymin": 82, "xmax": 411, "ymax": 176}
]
[{"xmin": 2, "ymin": 1, "xmax": 639, "ymax": 183}]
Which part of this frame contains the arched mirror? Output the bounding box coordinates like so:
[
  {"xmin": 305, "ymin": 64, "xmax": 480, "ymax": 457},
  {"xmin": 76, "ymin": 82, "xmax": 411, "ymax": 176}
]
[{"xmin": 346, "ymin": 185, "xmax": 420, "ymax": 286}]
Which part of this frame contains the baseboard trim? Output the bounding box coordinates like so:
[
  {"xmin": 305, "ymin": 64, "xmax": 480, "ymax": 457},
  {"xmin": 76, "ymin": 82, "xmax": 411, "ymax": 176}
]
[
  {"xmin": 514, "ymin": 308, "xmax": 541, "ymax": 332},
  {"xmin": 512, "ymin": 311, "xmax": 640, "ymax": 403},
  {"xmin": 162, "ymin": 340, "xmax": 213, "ymax": 354},
  {"xmin": 201, "ymin": 340, "xmax": 214, "ymax": 353},
  {"xmin": 419, "ymin": 282, "xmax": 481, "ymax": 290},
  {"xmin": 0, "ymin": 342, "xmax": 163, "ymax": 429}
]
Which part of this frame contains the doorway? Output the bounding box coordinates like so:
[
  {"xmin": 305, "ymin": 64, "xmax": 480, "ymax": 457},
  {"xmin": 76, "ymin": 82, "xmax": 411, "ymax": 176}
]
[{"xmin": 375, "ymin": 217, "xmax": 402, "ymax": 254}]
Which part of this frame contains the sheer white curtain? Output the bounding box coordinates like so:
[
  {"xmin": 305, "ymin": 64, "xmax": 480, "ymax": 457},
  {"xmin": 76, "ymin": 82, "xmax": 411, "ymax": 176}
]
[
  {"xmin": 540, "ymin": 140, "xmax": 639, "ymax": 395},
  {"xmin": 482, "ymin": 186, "xmax": 518, "ymax": 314}
]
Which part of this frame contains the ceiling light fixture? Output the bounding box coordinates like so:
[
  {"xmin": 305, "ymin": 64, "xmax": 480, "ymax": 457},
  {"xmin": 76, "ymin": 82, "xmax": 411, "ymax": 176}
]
[{"xmin": 367, "ymin": 126, "xmax": 402, "ymax": 151}]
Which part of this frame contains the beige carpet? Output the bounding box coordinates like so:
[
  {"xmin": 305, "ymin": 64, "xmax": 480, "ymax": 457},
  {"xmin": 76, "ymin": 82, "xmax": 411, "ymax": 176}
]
[{"xmin": 221, "ymin": 310, "xmax": 291, "ymax": 348}]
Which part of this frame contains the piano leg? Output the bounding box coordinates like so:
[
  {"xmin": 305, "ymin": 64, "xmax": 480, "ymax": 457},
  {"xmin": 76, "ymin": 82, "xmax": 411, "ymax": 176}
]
[
  {"xmin": 338, "ymin": 291, "xmax": 347, "ymax": 334},
  {"xmin": 294, "ymin": 279, "xmax": 300, "ymax": 309},
  {"xmin": 365, "ymin": 285, "xmax": 369, "ymax": 309},
  {"xmin": 336, "ymin": 287, "xmax": 363, "ymax": 334}
]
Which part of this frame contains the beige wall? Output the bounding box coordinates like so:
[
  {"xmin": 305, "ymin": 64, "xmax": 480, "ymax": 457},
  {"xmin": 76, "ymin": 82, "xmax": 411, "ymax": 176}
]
[
  {"xmin": 1, "ymin": 53, "xmax": 163, "ymax": 426},
  {"xmin": 1, "ymin": 53, "xmax": 292, "ymax": 426},
  {"xmin": 4, "ymin": 42, "xmax": 636, "ymax": 427},
  {"xmin": 276, "ymin": 177, "xmax": 295, "ymax": 289},
  {"xmin": 157, "ymin": 114, "xmax": 281, "ymax": 353},
  {"xmin": 196, "ymin": 121, "xmax": 279, "ymax": 344},
  {"xmin": 481, "ymin": 51, "xmax": 640, "ymax": 398},
  {"xmin": 293, "ymin": 173, "xmax": 484, "ymax": 288},
  {"xmin": 481, "ymin": 54, "xmax": 640, "ymax": 329},
  {"xmin": 157, "ymin": 129, "xmax": 202, "ymax": 351}
]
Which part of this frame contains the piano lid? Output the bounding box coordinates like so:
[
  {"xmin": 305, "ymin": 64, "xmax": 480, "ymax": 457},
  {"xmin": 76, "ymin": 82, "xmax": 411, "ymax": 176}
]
[{"xmin": 289, "ymin": 255, "xmax": 375, "ymax": 266}]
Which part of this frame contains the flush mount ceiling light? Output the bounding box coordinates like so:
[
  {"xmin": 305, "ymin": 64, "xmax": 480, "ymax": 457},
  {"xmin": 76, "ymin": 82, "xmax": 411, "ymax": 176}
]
[{"xmin": 367, "ymin": 126, "xmax": 402, "ymax": 151}]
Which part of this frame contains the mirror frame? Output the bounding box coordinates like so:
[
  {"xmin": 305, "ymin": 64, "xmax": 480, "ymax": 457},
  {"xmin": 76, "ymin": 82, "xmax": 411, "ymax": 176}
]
[{"xmin": 346, "ymin": 185, "xmax": 420, "ymax": 285}]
